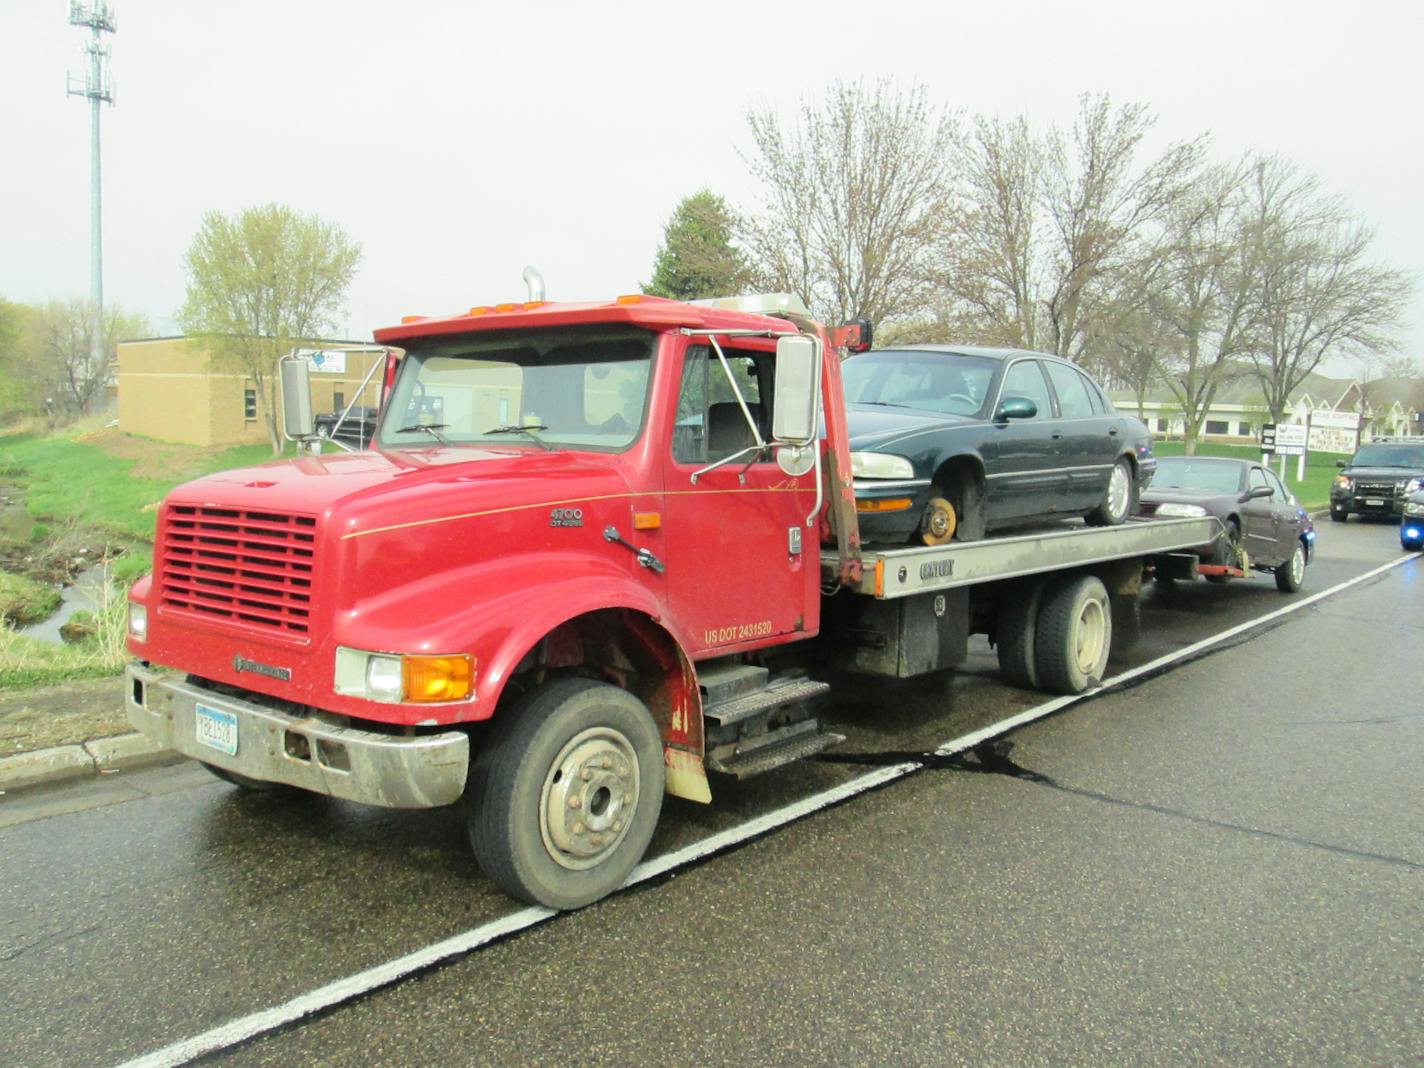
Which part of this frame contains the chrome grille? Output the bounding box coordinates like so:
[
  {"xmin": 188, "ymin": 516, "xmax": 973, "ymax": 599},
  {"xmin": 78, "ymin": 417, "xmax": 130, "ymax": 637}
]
[{"xmin": 160, "ymin": 506, "xmax": 317, "ymax": 634}]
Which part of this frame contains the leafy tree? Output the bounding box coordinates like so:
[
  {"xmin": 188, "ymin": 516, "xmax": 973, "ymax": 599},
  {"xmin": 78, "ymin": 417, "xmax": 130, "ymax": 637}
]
[
  {"xmin": 178, "ymin": 203, "xmax": 361, "ymax": 454},
  {"xmin": 643, "ymin": 190, "xmax": 750, "ymax": 300},
  {"xmin": 0, "ymin": 298, "xmax": 147, "ymax": 424}
]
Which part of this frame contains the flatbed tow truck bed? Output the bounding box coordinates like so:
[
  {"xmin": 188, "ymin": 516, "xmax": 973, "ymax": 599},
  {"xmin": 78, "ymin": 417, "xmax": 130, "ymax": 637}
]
[{"xmin": 833, "ymin": 515, "xmax": 1222, "ymax": 599}]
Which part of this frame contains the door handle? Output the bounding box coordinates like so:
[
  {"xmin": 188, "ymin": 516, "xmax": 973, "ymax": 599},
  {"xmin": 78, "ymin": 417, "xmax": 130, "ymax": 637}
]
[
  {"xmin": 1108, "ymin": 427, "xmax": 1120, "ymax": 436},
  {"xmin": 1051, "ymin": 431, "xmax": 1063, "ymax": 440}
]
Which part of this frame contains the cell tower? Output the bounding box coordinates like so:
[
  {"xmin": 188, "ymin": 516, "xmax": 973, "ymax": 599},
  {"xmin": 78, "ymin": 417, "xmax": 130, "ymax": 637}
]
[{"xmin": 66, "ymin": 1, "xmax": 117, "ymax": 379}]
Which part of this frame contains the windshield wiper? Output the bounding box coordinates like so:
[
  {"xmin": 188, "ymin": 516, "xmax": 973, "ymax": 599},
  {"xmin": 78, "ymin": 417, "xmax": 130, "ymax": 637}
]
[
  {"xmin": 859, "ymin": 401, "xmax": 915, "ymax": 409},
  {"xmin": 395, "ymin": 423, "xmax": 451, "ymax": 445},
  {"xmin": 485, "ymin": 423, "xmax": 555, "ymax": 451}
]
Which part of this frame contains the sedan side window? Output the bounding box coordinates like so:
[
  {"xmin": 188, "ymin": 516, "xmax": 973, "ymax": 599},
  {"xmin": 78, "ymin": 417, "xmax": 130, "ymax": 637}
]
[
  {"xmin": 1249, "ymin": 467, "xmax": 1273, "ymax": 497},
  {"xmin": 1044, "ymin": 361, "xmax": 1095, "ymax": 419},
  {"xmin": 1266, "ymin": 470, "xmax": 1292, "ymax": 502},
  {"xmin": 1000, "ymin": 360, "xmax": 1054, "ymax": 420}
]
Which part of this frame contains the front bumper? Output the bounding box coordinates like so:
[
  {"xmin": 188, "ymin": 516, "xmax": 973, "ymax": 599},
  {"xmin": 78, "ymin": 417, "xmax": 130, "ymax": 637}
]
[{"xmin": 125, "ymin": 663, "xmax": 469, "ymax": 808}]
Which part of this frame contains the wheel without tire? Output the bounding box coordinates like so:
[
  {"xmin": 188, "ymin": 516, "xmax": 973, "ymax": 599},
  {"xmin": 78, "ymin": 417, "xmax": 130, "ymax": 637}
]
[
  {"xmin": 918, "ymin": 496, "xmax": 957, "ymax": 546},
  {"xmin": 996, "ymin": 578, "xmax": 1044, "ymax": 689},
  {"xmin": 1086, "ymin": 458, "xmax": 1135, "ymax": 526},
  {"xmin": 467, "ymin": 677, "xmax": 664, "ymax": 910},
  {"xmin": 1033, "ymin": 574, "xmax": 1112, "ymax": 695},
  {"xmin": 1274, "ymin": 541, "xmax": 1307, "ymax": 593},
  {"xmin": 202, "ymin": 762, "xmax": 280, "ymax": 791},
  {"xmin": 1329, "ymin": 506, "xmax": 1347, "ymax": 522},
  {"xmin": 1206, "ymin": 519, "xmax": 1241, "ymax": 584}
]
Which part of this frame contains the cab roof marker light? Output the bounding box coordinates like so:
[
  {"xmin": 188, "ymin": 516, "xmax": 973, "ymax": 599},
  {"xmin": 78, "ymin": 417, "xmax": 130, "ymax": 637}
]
[
  {"xmin": 468, "ymin": 306, "xmax": 491, "ymax": 317},
  {"xmin": 400, "ymin": 315, "xmax": 426, "ymax": 324},
  {"xmin": 616, "ymin": 294, "xmax": 643, "ymax": 305},
  {"xmin": 494, "ymin": 302, "xmax": 520, "ymax": 313},
  {"xmin": 523, "ymin": 301, "xmax": 547, "ymax": 310}
]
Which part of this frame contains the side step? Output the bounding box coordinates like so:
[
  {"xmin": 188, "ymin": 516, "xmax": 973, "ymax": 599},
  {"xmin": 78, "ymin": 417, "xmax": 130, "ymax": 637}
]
[
  {"xmin": 704, "ymin": 719, "xmax": 845, "ymax": 780},
  {"xmin": 704, "ymin": 676, "xmax": 831, "ymax": 730}
]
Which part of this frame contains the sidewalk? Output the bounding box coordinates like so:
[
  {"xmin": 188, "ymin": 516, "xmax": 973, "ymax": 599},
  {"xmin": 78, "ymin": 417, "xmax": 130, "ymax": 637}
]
[{"xmin": 0, "ymin": 675, "xmax": 176, "ymax": 793}]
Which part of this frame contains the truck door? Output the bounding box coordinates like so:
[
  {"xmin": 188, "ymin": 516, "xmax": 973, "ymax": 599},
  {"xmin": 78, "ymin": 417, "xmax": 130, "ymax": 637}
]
[{"xmin": 659, "ymin": 338, "xmax": 819, "ymax": 656}]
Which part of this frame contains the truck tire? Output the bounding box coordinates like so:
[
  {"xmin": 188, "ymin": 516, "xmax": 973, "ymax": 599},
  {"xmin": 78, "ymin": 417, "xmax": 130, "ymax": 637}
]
[
  {"xmin": 1086, "ymin": 458, "xmax": 1135, "ymax": 527},
  {"xmin": 467, "ymin": 677, "xmax": 664, "ymax": 910},
  {"xmin": 996, "ymin": 578, "xmax": 1044, "ymax": 689},
  {"xmin": 1033, "ymin": 574, "xmax": 1113, "ymax": 695},
  {"xmin": 1274, "ymin": 541, "xmax": 1307, "ymax": 593},
  {"xmin": 1329, "ymin": 505, "xmax": 1347, "ymax": 522},
  {"xmin": 201, "ymin": 762, "xmax": 280, "ymax": 792}
]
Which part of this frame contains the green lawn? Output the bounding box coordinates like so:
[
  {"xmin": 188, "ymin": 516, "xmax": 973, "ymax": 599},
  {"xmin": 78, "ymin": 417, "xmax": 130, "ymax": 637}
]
[{"xmin": 1151, "ymin": 440, "xmax": 1344, "ymax": 511}]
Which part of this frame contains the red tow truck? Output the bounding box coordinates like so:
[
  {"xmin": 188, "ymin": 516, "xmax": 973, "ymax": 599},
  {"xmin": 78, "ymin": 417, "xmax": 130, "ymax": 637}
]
[{"xmin": 125, "ymin": 290, "xmax": 1216, "ymax": 908}]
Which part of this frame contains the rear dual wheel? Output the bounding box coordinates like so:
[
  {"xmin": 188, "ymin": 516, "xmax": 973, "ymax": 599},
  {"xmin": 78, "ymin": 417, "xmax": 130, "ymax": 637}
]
[{"xmin": 997, "ymin": 574, "xmax": 1113, "ymax": 695}]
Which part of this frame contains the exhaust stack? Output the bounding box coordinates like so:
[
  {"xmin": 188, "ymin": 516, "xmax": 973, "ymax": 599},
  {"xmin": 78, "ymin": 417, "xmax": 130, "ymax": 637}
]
[{"xmin": 522, "ymin": 266, "xmax": 545, "ymax": 302}]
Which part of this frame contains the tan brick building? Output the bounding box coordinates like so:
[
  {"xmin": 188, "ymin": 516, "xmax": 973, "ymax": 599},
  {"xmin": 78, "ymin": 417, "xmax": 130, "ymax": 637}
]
[{"xmin": 117, "ymin": 337, "xmax": 384, "ymax": 446}]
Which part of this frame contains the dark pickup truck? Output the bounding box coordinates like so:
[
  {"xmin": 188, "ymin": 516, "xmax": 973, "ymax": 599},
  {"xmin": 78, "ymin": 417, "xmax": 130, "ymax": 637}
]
[{"xmin": 1329, "ymin": 437, "xmax": 1424, "ymax": 521}]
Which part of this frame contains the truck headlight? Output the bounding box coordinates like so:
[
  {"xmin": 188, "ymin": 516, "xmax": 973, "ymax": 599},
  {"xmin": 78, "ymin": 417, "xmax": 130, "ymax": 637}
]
[
  {"xmin": 1332, "ymin": 475, "xmax": 1352, "ymax": 489},
  {"xmin": 336, "ymin": 647, "xmax": 474, "ymax": 703},
  {"xmin": 1155, "ymin": 503, "xmax": 1209, "ymax": 518},
  {"xmin": 1406, "ymin": 478, "xmax": 1423, "ymax": 494},
  {"xmin": 850, "ymin": 452, "xmax": 914, "ymax": 479},
  {"xmin": 127, "ymin": 603, "xmax": 148, "ymax": 640},
  {"xmin": 1405, "ymin": 501, "xmax": 1424, "ymax": 517}
]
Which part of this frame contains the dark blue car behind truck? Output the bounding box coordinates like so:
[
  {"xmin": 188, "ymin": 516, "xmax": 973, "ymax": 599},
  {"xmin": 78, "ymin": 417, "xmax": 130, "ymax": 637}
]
[{"xmin": 1329, "ymin": 437, "xmax": 1424, "ymax": 522}]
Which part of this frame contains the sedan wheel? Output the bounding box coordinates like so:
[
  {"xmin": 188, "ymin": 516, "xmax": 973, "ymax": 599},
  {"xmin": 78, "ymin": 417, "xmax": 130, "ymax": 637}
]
[
  {"xmin": 1274, "ymin": 542, "xmax": 1306, "ymax": 593},
  {"xmin": 1086, "ymin": 458, "xmax": 1134, "ymax": 526}
]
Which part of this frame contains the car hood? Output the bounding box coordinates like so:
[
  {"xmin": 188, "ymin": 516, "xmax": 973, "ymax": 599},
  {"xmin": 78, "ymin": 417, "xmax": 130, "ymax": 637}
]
[
  {"xmin": 1341, "ymin": 466, "xmax": 1423, "ymax": 480},
  {"xmin": 845, "ymin": 405, "xmax": 979, "ymax": 449}
]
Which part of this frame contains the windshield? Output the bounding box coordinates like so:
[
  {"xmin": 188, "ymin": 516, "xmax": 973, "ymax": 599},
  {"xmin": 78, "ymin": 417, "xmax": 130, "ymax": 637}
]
[
  {"xmin": 377, "ymin": 328, "xmax": 653, "ymax": 451},
  {"xmin": 1351, "ymin": 444, "xmax": 1424, "ymax": 468},
  {"xmin": 842, "ymin": 351, "xmax": 997, "ymax": 417},
  {"xmin": 1151, "ymin": 458, "xmax": 1244, "ymax": 493}
]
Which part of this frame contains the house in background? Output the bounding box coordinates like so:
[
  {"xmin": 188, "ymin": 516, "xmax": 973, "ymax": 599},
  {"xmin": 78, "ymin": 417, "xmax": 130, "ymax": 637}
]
[
  {"xmin": 1111, "ymin": 369, "xmax": 1418, "ymax": 452},
  {"xmin": 116, "ymin": 337, "xmax": 384, "ymax": 446}
]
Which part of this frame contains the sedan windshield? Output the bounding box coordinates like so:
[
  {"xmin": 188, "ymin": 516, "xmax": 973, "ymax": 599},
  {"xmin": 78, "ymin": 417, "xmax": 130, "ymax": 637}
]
[
  {"xmin": 377, "ymin": 328, "xmax": 653, "ymax": 451},
  {"xmin": 1151, "ymin": 458, "xmax": 1244, "ymax": 493},
  {"xmin": 842, "ymin": 351, "xmax": 997, "ymax": 417},
  {"xmin": 1351, "ymin": 444, "xmax": 1424, "ymax": 468}
]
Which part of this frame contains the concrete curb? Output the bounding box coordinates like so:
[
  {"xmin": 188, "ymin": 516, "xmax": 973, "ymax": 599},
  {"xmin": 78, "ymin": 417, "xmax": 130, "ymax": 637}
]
[{"xmin": 0, "ymin": 732, "xmax": 179, "ymax": 793}]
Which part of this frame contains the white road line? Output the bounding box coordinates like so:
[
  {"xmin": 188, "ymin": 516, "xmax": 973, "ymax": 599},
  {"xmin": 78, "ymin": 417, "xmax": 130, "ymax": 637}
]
[{"xmin": 117, "ymin": 552, "xmax": 1417, "ymax": 1068}]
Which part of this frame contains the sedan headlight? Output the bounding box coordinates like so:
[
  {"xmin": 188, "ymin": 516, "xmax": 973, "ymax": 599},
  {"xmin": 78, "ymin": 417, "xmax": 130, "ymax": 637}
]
[
  {"xmin": 335, "ymin": 646, "xmax": 474, "ymax": 703},
  {"xmin": 849, "ymin": 452, "xmax": 915, "ymax": 479},
  {"xmin": 1155, "ymin": 503, "xmax": 1209, "ymax": 518}
]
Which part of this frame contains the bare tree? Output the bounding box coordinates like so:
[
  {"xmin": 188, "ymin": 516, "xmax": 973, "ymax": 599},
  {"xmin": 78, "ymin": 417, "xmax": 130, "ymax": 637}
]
[
  {"xmin": 1243, "ymin": 157, "xmax": 1413, "ymax": 422},
  {"xmin": 1151, "ymin": 165, "xmax": 1257, "ymax": 455},
  {"xmin": 741, "ymin": 80, "xmax": 960, "ymax": 325},
  {"xmin": 0, "ymin": 299, "xmax": 148, "ymax": 423},
  {"xmin": 1040, "ymin": 96, "xmax": 1206, "ymax": 375},
  {"xmin": 179, "ymin": 203, "xmax": 361, "ymax": 454}
]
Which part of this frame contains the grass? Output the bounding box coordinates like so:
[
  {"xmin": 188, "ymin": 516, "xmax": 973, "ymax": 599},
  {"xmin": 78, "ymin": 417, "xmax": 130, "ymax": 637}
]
[
  {"xmin": 0, "ymin": 571, "xmax": 61, "ymax": 625},
  {"xmin": 1151, "ymin": 440, "xmax": 1344, "ymax": 511},
  {"xmin": 0, "ymin": 569, "xmax": 129, "ymax": 689}
]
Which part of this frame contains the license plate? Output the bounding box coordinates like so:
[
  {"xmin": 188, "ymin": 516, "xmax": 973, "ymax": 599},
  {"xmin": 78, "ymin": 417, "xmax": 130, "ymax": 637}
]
[
  {"xmin": 195, "ymin": 703, "xmax": 238, "ymax": 756},
  {"xmin": 1364, "ymin": 498, "xmax": 1385, "ymax": 506}
]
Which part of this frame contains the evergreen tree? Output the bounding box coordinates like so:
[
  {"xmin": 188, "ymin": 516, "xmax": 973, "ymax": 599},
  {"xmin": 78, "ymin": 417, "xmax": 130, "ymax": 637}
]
[{"xmin": 644, "ymin": 190, "xmax": 750, "ymax": 300}]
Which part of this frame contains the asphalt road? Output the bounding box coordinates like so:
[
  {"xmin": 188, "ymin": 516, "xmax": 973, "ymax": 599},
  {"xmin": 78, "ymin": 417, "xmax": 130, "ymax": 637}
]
[{"xmin": 1, "ymin": 517, "xmax": 1419, "ymax": 1067}]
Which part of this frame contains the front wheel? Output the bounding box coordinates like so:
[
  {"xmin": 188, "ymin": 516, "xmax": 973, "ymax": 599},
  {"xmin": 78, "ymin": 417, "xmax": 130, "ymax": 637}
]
[
  {"xmin": 1206, "ymin": 519, "xmax": 1241, "ymax": 584},
  {"xmin": 1086, "ymin": 458, "xmax": 1135, "ymax": 526},
  {"xmin": 1329, "ymin": 506, "xmax": 1348, "ymax": 522},
  {"xmin": 467, "ymin": 677, "xmax": 664, "ymax": 910},
  {"xmin": 202, "ymin": 762, "xmax": 280, "ymax": 792},
  {"xmin": 1274, "ymin": 542, "xmax": 1307, "ymax": 593}
]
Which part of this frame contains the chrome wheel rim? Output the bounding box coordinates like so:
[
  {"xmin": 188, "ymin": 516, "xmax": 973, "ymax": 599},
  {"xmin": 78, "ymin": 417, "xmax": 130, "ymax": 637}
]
[
  {"xmin": 1075, "ymin": 597, "xmax": 1108, "ymax": 676},
  {"xmin": 539, "ymin": 727, "xmax": 640, "ymax": 871},
  {"xmin": 1106, "ymin": 463, "xmax": 1131, "ymax": 520},
  {"xmin": 1290, "ymin": 546, "xmax": 1304, "ymax": 585}
]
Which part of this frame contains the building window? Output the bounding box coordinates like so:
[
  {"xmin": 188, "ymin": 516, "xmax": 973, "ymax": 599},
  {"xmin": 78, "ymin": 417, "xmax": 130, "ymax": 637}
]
[
  {"xmin": 1237, "ymin": 421, "xmax": 1252, "ymax": 436},
  {"xmin": 244, "ymin": 389, "xmax": 257, "ymax": 420},
  {"xmin": 1155, "ymin": 418, "xmax": 1168, "ymax": 432},
  {"xmin": 1204, "ymin": 419, "xmax": 1229, "ymax": 435},
  {"xmin": 333, "ymin": 390, "xmax": 345, "ymax": 412}
]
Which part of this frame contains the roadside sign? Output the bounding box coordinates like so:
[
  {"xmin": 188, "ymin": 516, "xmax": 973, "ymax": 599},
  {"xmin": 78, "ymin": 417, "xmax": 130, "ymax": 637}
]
[
  {"xmin": 1274, "ymin": 423, "xmax": 1307, "ymax": 457},
  {"xmin": 1260, "ymin": 423, "xmax": 1277, "ymax": 454}
]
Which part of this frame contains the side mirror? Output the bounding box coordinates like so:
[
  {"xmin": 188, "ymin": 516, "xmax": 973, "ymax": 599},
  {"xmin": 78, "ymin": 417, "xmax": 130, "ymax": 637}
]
[
  {"xmin": 1335, "ymin": 459, "xmax": 1347, "ymax": 468},
  {"xmin": 278, "ymin": 354, "xmax": 315, "ymax": 440},
  {"xmin": 1244, "ymin": 485, "xmax": 1273, "ymax": 501},
  {"xmin": 772, "ymin": 335, "xmax": 820, "ymax": 445},
  {"xmin": 995, "ymin": 396, "xmax": 1037, "ymax": 422}
]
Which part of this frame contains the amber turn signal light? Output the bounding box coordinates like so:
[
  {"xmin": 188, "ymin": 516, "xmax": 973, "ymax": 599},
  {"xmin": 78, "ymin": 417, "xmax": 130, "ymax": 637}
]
[
  {"xmin": 856, "ymin": 497, "xmax": 913, "ymax": 513},
  {"xmin": 402, "ymin": 655, "xmax": 474, "ymax": 703}
]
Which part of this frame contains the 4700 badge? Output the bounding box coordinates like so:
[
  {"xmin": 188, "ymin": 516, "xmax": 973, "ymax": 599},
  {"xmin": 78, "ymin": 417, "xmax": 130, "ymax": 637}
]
[{"xmin": 704, "ymin": 620, "xmax": 774, "ymax": 645}]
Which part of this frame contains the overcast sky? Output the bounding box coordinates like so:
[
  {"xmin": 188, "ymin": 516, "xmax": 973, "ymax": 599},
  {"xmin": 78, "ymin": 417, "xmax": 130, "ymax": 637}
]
[{"xmin": 2, "ymin": 0, "xmax": 1420, "ymax": 375}]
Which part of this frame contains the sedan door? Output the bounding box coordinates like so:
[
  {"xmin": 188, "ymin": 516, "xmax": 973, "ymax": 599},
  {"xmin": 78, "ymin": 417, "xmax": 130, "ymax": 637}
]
[
  {"xmin": 1042, "ymin": 360, "xmax": 1115, "ymax": 511},
  {"xmin": 1240, "ymin": 465, "xmax": 1284, "ymax": 565},
  {"xmin": 982, "ymin": 358, "xmax": 1066, "ymax": 522}
]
